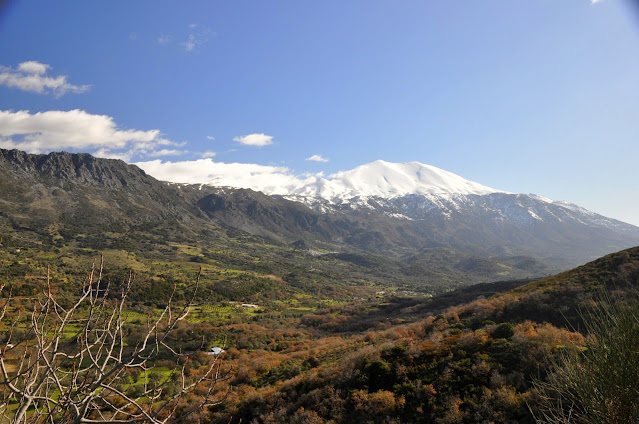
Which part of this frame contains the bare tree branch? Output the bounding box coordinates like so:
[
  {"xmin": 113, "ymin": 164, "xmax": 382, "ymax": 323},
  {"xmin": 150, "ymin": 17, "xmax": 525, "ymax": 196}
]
[{"xmin": 0, "ymin": 260, "xmax": 230, "ymax": 424}]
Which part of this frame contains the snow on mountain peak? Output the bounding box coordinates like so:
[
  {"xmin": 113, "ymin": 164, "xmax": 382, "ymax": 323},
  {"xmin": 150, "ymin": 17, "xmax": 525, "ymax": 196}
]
[
  {"xmin": 289, "ymin": 160, "xmax": 503, "ymax": 201},
  {"xmin": 137, "ymin": 158, "xmax": 504, "ymax": 202}
]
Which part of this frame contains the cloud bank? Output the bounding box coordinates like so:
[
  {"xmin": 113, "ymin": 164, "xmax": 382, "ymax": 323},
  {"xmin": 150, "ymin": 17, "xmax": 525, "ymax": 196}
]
[
  {"xmin": 0, "ymin": 61, "xmax": 90, "ymax": 97},
  {"xmin": 0, "ymin": 109, "xmax": 182, "ymax": 161},
  {"xmin": 135, "ymin": 158, "xmax": 317, "ymax": 196}
]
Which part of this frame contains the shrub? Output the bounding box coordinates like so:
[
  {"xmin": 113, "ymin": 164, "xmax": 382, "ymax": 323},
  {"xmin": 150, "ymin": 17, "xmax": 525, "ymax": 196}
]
[
  {"xmin": 492, "ymin": 322, "xmax": 515, "ymax": 339},
  {"xmin": 533, "ymin": 296, "xmax": 639, "ymax": 423}
]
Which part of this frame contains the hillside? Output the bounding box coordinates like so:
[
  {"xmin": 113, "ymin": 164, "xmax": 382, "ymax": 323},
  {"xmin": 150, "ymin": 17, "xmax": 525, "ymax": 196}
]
[
  {"xmin": 212, "ymin": 247, "xmax": 639, "ymax": 424},
  {"xmin": 0, "ymin": 148, "xmax": 213, "ymax": 248}
]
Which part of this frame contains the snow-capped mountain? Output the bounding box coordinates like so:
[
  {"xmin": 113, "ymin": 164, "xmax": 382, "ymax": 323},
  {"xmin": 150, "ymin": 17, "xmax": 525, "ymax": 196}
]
[
  {"xmin": 265, "ymin": 160, "xmax": 639, "ymax": 267},
  {"xmin": 5, "ymin": 147, "xmax": 635, "ymax": 271},
  {"xmin": 287, "ymin": 160, "xmax": 502, "ymax": 202},
  {"xmin": 143, "ymin": 157, "xmax": 637, "ymax": 267},
  {"xmin": 281, "ymin": 160, "xmax": 632, "ymax": 232}
]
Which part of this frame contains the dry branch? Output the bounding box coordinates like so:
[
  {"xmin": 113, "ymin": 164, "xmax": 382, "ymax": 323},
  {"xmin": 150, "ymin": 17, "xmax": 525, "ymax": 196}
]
[{"xmin": 0, "ymin": 256, "xmax": 230, "ymax": 423}]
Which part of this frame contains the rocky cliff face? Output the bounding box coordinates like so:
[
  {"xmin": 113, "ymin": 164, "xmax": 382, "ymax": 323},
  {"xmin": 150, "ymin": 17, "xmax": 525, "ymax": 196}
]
[
  {"xmin": 1, "ymin": 149, "xmax": 156, "ymax": 189},
  {"xmin": 0, "ymin": 149, "xmax": 205, "ymax": 242}
]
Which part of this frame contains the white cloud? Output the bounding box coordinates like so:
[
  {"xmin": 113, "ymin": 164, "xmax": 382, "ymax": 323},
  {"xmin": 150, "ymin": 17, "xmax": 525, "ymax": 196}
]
[
  {"xmin": 0, "ymin": 109, "xmax": 181, "ymax": 160},
  {"xmin": 206, "ymin": 135, "xmax": 215, "ymax": 141},
  {"xmin": 135, "ymin": 159, "xmax": 316, "ymax": 195},
  {"xmin": 201, "ymin": 151, "xmax": 216, "ymax": 158},
  {"xmin": 591, "ymin": 0, "xmax": 603, "ymax": 3},
  {"xmin": 233, "ymin": 133, "xmax": 274, "ymax": 147},
  {"xmin": 158, "ymin": 35, "xmax": 172, "ymax": 44},
  {"xmin": 306, "ymin": 154, "xmax": 329, "ymax": 162},
  {"xmin": 0, "ymin": 61, "xmax": 90, "ymax": 97},
  {"xmin": 93, "ymin": 148, "xmax": 135, "ymax": 161},
  {"xmin": 17, "ymin": 61, "xmax": 49, "ymax": 74}
]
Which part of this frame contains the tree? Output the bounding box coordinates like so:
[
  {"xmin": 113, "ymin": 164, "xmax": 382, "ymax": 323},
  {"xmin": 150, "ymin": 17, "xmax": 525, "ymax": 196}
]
[
  {"xmin": 532, "ymin": 295, "xmax": 639, "ymax": 423},
  {"xmin": 0, "ymin": 256, "xmax": 229, "ymax": 423},
  {"xmin": 491, "ymin": 322, "xmax": 514, "ymax": 339}
]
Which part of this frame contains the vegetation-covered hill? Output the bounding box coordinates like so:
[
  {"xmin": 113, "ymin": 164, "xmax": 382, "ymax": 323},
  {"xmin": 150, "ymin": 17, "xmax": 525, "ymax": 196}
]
[{"xmin": 210, "ymin": 247, "xmax": 639, "ymax": 423}]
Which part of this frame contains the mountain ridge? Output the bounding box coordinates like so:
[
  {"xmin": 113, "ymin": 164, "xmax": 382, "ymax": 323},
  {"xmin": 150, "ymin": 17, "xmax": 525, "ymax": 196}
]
[
  {"xmin": 2, "ymin": 148, "xmax": 638, "ymax": 271},
  {"xmin": 138, "ymin": 157, "xmax": 638, "ymax": 247}
]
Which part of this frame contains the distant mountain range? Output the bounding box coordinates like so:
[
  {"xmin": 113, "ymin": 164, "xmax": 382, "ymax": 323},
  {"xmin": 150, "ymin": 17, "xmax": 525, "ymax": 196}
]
[
  {"xmin": 164, "ymin": 159, "xmax": 639, "ymax": 268},
  {"xmin": 2, "ymin": 148, "xmax": 638, "ymax": 276}
]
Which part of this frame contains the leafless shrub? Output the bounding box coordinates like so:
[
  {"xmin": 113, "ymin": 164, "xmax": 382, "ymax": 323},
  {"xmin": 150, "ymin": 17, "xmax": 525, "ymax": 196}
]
[{"xmin": 0, "ymin": 255, "xmax": 230, "ymax": 423}]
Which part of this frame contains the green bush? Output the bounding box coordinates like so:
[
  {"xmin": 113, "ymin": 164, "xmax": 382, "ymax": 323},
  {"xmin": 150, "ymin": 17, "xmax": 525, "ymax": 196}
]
[
  {"xmin": 533, "ymin": 296, "xmax": 639, "ymax": 423},
  {"xmin": 492, "ymin": 322, "xmax": 514, "ymax": 339}
]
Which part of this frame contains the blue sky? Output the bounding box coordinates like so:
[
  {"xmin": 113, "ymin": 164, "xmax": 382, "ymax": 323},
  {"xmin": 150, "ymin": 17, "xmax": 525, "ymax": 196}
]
[{"xmin": 1, "ymin": 0, "xmax": 638, "ymax": 225}]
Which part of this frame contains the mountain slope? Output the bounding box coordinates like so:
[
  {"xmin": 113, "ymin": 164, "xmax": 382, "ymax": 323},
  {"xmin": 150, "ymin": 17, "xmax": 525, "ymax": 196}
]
[
  {"xmin": 217, "ymin": 247, "xmax": 639, "ymax": 424},
  {"xmin": 193, "ymin": 185, "xmax": 638, "ymax": 268},
  {"xmin": 141, "ymin": 158, "xmax": 639, "ymax": 267},
  {"xmin": 362, "ymin": 192, "xmax": 639, "ymax": 267},
  {"xmin": 354, "ymin": 246, "xmax": 639, "ymax": 331},
  {"xmin": 2, "ymin": 148, "xmax": 637, "ymax": 274},
  {"xmin": 277, "ymin": 160, "xmax": 639, "ymax": 268},
  {"xmin": 0, "ymin": 148, "xmax": 217, "ymax": 247}
]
